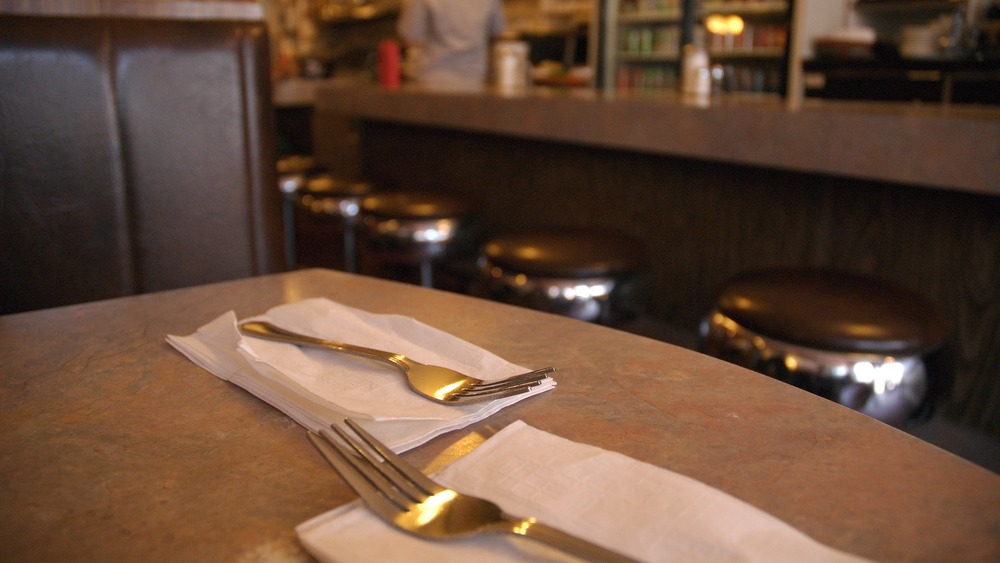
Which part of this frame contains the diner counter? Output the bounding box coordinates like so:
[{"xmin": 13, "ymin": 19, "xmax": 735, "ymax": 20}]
[
  {"xmin": 2, "ymin": 268, "xmax": 999, "ymax": 561},
  {"xmin": 315, "ymin": 83, "xmax": 1000, "ymax": 196},
  {"xmin": 313, "ymin": 82, "xmax": 1000, "ymax": 440}
]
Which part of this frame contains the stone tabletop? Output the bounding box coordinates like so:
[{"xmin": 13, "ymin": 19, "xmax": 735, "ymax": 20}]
[{"xmin": 2, "ymin": 269, "xmax": 998, "ymax": 561}]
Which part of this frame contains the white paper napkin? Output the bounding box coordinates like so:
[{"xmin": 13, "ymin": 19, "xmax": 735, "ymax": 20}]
[
  {"xmin": 166, "ymin": 298, "xmax": 555, "ymax": 451},
  {"xmin": 298, "ymin": 420, "xmax": 869, "ymax": 563}
]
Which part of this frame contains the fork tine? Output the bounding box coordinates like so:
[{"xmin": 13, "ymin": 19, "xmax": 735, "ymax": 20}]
[
  {"xmin": 316, "ymin": 428, "xmax": 419, "ymax": 507},
  {"xmin": 466, "ymin": 367, "xmax": 555, "ymax": 391},
  {"xmin": 307, "ymin": 431, "xmax": 412, "ymax": 513},
  {"xmin": 326, "ymin": 425, "xmax": 433, "ymax": 502},
  {"xmin": 343, "ymin": 419, "xmax": 444, "ymax": 495},
  {"xmin": 464, "ymin": 377, "xmax": 550, "ymax": 395},
  {"xmin": 315, "ymin": 425, "xmax": 640, "ymax": 562},
  {"xmin": 455, "ymin": 373, "xmax": 552, "ymax": 400},
  {"xmin": 453, "ymin": 380, "xmax": 544, "ymax": 399},
  {"xmin": 315, "ymin": 427, "xmax": 409, "ymax": 499}
]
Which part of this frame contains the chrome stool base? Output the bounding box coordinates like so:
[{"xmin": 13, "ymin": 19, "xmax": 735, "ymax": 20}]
[
  {"xmin": 476, "ymin": 228, "xmax": 650, "ymax": 325},
  {"xmin": 293, "ymin": 173, "xmax": 371, "ymax": 273},
  {"xmin": 701, "ymin": 310, "xmax": 929, "ymax": 426},
  {"xmin": 480, "ymin": 259, "xmax": 640, "ymax": 324},
  {"xmin": 699, "ymin": 268, "xmax": 950, "ymax": 426},
  {"xmin": 359, "ymin": 191, "xmax": 478, "ymax": 288}
]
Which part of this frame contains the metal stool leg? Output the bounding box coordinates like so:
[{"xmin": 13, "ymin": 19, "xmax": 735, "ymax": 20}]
[
  {"xmin": 282, "ymin": 197, "xmax": 298, "ymax": 270},
  {"xmin": 343, "ymin": 227, "xmax": 357, "ymax": 273},
  {"xmin": 419, "ymin": 259, "xmax": 434, "ymax": 288}
]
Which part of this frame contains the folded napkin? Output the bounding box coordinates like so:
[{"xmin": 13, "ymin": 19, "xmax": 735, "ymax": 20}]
[
  {"xmin": 166, "ymin": 298, "xmax": 555, "ymax": 451},
  {"xmin": 297, "ymin": 421, "xmax": 869, "ymax": 563}
]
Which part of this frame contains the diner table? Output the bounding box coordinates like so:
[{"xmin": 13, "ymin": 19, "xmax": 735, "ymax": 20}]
[{"xmin": 1, "ymin": 268, "xmax": 998, "ymax": 562}]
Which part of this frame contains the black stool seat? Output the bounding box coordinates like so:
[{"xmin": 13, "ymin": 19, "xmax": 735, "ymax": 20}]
[
  {"xmin": 277, "ymin": 154, "xmax": 318, "ymax": 174},
  {"xmin": 701, "ymin": 268, "xmax": 951, "ymax": 426},
  {"xmin": 297, "ymin": 174, "xmax": 372, "ymax": 217},
  {"xmin": 291, "ymin": 172, "xmax": 374, "ymax": 273},
  {"xmin": 276, "ymin": 155, "xmax": 323, "ymax": 270},
  {"xmin": 361, "ymin": 191, "xmax": 473, "ymax": 220},
  {"xmin": 482, "ymin": 228, "xmax": 650, "ymax": 279},
  {"xmin": 359, "ymin": 191, "xmax": 479, "ymax": 288},
  {"xmin": 478, "ymin": 227, "xmax": 650, "ymax": 325},
  {"xmin": 717, "ymin": 269, "xmax": 949, "ymax": 355},
  {"xmin": 304, "ymin": 174, "xmax": 372, "ymax": 197},
  {"xmin": 276, "ymin": 155, "xmax": 320, "ymax": 196}
]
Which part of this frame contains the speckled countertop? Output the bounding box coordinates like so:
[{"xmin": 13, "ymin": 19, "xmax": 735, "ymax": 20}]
[
  {"xmin": 2, "ymin": 269, "xmax": 998, "ymax": 561},
  {"xmin": 314, "ymin": 82, "xmax": 1000, "ymax": 196}
]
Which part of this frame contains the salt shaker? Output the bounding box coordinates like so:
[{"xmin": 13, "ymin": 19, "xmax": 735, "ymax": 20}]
[{"xmin": 681, "ymin": 43, "xmax": 710, "ymax": 100}]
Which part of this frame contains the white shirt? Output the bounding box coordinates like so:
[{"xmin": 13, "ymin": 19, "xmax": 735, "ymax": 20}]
[{"xmin": 397, "ymin": 0, "xmax": 506, "ymax": 88}]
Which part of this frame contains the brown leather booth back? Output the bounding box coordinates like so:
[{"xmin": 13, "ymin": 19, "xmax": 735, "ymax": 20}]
[{"xmin": 1, "ymin": 15, "xmax": 284, "ymax": 314}]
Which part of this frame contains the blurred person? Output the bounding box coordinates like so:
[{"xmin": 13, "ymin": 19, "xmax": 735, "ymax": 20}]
[{"xmin": 397, "ymin": 0, "xmax": 507, "ymax": 89}]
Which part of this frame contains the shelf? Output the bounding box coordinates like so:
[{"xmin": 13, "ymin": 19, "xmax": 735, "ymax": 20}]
[
  {"xmin": 618, "ymin": 10, "xmax": 683, "ymax": 24},
  {"xmin": 854, "ymin": 0, "xmax": 966, "ymax": 11},
  {"xmin": 540, "ymin": 0, "xmax": 594, "ymax": 16},
  {"xmin": 708, "ymin": 47, "xmax": 785, "ymax": 58},
  {"xmin": 319, "ymin": 2, "xmax": 399, "ymax": 25},
  {"xmin": 617, "ymin": 52, "xmax": 681, "ymax": 62},
  {"xmin": 603, "ymin": 0, "xmax": 792, "ymax": 95},
  {"xmin": 699, "ymin": 1, "xmax": 788, "ymax": 16}
]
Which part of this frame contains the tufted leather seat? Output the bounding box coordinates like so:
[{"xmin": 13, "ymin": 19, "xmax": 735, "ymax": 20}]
[
  {"xmin": 478, "ymin": 227, "xmax": 650, "ymax": 325},
  {"xmin": 1, "ymin": 13, "xmax": 283, "ymax": 314},
  {"xmin": 700, "ymin": 268, "xmax": 951, "ymax": 425}
]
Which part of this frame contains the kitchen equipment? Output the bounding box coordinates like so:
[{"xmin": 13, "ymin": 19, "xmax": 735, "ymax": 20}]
[
  {"xmin": 900, "ymin": 24, "xmax": 940, "ymax": 58},
  {"xmin": 813, "ymin": 25, "xmax": 876, "ymax": 59},
  {"xmin": 492, "ymin": 39, "xmax": 530, "ymax": 92}
]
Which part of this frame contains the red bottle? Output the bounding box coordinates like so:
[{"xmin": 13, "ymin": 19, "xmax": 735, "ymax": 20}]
[{"xmin": 378, "ymin": 39, "xmax": 401, "ymax": 89}]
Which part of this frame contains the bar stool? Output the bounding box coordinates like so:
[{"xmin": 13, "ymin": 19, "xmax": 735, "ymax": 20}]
[
  {"xmin": 276, "ymin": 155, "xmax": 320, "ymax": 269},
  {"xmin": 294, "ymin": 173, "xmax": 373, "ymax": 272},
  {"xmin": 699, "ymin": 268, "xmax": 951, "ymax": 426},
  {"xmin": 477, "ymin": 227, "xmax": 650, "ymax": 325},
  {"xmin": 358, "ymin": 190, "xmax": 479, "ymax": 288}
]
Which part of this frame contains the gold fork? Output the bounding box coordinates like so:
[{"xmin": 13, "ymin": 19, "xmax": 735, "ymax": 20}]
[
  {"xmin": 238, "ymin": 321, "xmax": 554, "ymax": 405},
  {"xmin": 308, "ymin": 419, "xmax": 639, "ymax": 562}
]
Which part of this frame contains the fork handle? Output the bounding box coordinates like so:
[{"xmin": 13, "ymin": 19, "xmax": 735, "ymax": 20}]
[
  {"xmin": 516, "ymin": 519, "xmax": 641, "ymax": 563},
  {"xmin": 238, "ymin": 321, "xmax": 404, "ymax": 367}
]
